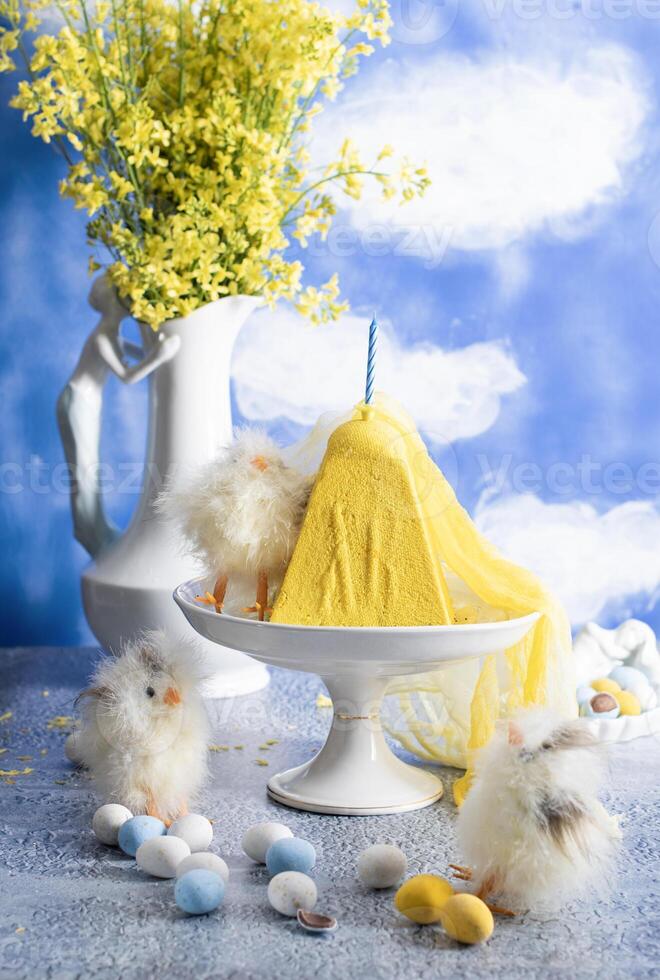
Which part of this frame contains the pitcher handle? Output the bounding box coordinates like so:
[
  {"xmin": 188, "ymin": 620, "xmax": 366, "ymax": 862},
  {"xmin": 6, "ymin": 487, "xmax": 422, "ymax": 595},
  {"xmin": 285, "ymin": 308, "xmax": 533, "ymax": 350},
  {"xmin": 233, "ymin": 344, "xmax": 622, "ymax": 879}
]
[{"xmin": 56, "ymin": 274, "xmax": 180, "ymax": 558}]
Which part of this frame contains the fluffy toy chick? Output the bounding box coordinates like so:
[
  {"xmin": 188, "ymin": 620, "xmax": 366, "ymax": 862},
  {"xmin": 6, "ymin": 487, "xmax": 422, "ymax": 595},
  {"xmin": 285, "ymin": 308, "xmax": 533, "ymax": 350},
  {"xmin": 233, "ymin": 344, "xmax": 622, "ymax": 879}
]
[
  {"xmin": 452, "ymin": 709, "xmax": 621, "ymax": 912},
  {"xmin": 74, "ymin": 631, "xmax": 209, "ymax": 824},
  {"xmin": 160, "ymin": 428, "xmax": 312, "ymax": 619}
]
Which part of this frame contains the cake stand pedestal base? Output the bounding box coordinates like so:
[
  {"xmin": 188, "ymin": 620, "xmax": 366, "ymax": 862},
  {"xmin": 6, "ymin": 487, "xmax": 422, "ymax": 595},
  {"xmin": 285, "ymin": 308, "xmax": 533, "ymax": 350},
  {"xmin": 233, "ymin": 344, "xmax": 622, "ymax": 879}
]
[
  {"xmin": 267, "ymin": 676, "xmax": 443, "ymax": 815},
  {"xmin": 175, "ymin": 578, "xmax": 540, "ymax": 816}
]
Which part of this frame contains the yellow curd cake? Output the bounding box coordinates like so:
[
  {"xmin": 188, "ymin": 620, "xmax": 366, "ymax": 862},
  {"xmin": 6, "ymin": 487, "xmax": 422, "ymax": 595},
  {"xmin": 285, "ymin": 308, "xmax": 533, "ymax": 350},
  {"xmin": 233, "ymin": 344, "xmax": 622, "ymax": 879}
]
[
  {"xmin": 270, "ymin": 407, "xmax": 454, "ymax": 627},
  {"xmin": 269, "ymin": 391, "xmax": 575, "ymax": 805}
]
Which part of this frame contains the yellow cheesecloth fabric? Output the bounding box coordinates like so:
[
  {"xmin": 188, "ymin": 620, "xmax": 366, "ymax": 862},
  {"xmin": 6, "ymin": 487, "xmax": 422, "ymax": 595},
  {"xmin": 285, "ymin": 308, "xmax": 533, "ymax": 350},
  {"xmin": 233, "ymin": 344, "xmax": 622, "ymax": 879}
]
[{"xmin": 283, "ymin": 395, "xmax": 576, "ymax": 804}]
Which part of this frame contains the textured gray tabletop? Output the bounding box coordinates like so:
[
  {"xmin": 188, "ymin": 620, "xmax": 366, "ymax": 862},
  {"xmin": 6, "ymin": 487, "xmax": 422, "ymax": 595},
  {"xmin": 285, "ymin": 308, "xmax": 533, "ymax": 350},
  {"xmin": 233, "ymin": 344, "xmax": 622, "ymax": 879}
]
[{"xmin": 1, "ymin": 647, "xmax": 659, "ymax": 980}]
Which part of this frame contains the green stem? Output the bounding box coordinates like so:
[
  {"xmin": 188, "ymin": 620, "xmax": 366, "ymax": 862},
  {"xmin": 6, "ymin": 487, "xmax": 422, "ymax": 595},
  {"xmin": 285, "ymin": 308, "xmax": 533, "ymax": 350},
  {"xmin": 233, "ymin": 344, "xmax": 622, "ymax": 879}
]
[
  {"xmin": 280, "ymin": 167, "xmax": 386, "ymax": 223},
  {"xmin": 177, "ymin": 0, "xmax": 186, "ymax": 106},
  {"xmin": 278, "ymin": 29, "xmax": 356, "ymax": 154},
  {"xmin": 75, "ymin": 0, "xmax": 145, "ymax": 208}
]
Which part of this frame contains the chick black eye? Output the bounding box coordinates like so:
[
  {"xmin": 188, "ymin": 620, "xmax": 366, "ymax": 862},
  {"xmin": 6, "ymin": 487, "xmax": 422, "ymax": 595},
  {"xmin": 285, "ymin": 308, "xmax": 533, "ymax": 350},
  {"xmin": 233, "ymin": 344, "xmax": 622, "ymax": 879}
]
[
  {"xmin": 541, "ymin": 740, "xmax": 553, "ymax": 751},
  {"xmin": 146, "ymin": 686, "xmax": 155, "ymax": 698}
]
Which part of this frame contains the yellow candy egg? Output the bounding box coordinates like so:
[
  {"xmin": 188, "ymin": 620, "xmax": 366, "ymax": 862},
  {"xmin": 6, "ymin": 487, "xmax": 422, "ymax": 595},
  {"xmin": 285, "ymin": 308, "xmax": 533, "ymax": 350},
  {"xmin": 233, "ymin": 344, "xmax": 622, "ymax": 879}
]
[
  {"xmin": 440, "ymin": 894, "xmax": 494, "ymax": 945},
  {"xmin": 616, "ymin": 691, "xmax": 641, "ymax": 716},
  {"xmin": 394, "ymin": 874, "xmax": 454, "ymax": 924},
  {"xmin": 592, "ymin": 677, "xmax": 621, "ymax": 695}
]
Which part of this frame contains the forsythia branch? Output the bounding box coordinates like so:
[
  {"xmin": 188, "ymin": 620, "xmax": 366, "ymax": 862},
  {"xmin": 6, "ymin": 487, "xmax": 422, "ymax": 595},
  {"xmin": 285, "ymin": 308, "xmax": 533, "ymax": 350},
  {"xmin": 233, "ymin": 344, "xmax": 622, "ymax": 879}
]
[{"xmin": 0, "ymin": 0, "xmax": 428, "ymax": 328}]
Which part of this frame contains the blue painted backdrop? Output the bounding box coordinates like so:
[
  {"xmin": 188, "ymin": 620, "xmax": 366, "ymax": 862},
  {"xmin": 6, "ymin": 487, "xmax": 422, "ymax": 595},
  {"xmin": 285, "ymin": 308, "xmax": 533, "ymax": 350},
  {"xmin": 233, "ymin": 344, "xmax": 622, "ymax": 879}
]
[{"xmin": 2, "ymin": 1, "xmax": 660, "ymax": 646}]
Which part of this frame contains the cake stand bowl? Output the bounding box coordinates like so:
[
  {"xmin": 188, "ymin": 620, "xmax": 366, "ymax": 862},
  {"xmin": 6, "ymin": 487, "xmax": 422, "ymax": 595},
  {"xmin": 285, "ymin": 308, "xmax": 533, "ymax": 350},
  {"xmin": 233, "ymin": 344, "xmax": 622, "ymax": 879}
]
[{"xmin": 174, "ymin": 579, "xmax": 540, "ymax": 816}]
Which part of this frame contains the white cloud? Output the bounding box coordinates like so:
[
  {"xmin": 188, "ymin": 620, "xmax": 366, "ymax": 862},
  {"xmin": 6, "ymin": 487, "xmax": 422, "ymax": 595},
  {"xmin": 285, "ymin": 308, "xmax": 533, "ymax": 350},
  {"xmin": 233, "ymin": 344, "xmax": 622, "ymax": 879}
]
[
  {"xmin": 474, "ymin": 494, "xmax": 660, "ymax": 625},
  {"xmin": 314, "ymin": 45, "xmax": 648, "ymax": 253},
  {"xmin": 232, "ymin": 307, "xmax": 525, "ymax": 441}
]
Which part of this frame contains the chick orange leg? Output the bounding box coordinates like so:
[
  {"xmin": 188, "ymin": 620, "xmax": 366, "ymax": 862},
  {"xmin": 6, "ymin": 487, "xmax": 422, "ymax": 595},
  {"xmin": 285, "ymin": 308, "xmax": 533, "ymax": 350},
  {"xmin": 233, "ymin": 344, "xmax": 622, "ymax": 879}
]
[
  {"xmin": 475, "ymin": 876, "xmax": 495, "ymax": 900},
  {"xmin": 449, "ymin": 863, "xmax": 472, "ymax": 881},
  {"xmin": 243, "ymin": 570, "xmax": 271, "ymax": 621},
  {"xmin": 146, "ymin": 791, "xmax": 171, "ymax": 827},
  {"xmin": 485, "ymin": 904, "xmax": 516, "ymax": 917},
  {"xmin": 476, "ymin": 876, "xmax": 515, "ymax": 918},
  {"xmin": 213, "ymin": 574, "xmax": 228, "ymax": 614},
  {"xmin": 256, "ymin": 570, "xmax": 268, "ymax": 621}
]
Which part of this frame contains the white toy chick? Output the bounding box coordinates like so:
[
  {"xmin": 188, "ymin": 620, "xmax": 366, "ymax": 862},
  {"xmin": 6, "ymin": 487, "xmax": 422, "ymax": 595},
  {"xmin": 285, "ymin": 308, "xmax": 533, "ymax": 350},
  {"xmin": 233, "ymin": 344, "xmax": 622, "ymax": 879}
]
[
  {"xmin": 452, "ymin": 709, "xmax": 621, "ymax": 913},
  {"xmin": 74, "ymin": 631, "xmax": 209, "ymax": 824},
  {"xmin": 160, "ymin": 428, "xmax": 312, "ymax": 619}
]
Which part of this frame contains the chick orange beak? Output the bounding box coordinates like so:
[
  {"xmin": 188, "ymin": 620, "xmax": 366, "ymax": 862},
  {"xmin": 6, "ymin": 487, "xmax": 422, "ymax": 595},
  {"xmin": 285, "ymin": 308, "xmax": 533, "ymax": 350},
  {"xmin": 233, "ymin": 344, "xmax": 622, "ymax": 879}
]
[
  {"xmin": 164, "ymin": 687, "xmax": 181, "ymax": 706},
  {"xmin": 250, "ymin": 455, "xmax": 269, "ymax": 472}
]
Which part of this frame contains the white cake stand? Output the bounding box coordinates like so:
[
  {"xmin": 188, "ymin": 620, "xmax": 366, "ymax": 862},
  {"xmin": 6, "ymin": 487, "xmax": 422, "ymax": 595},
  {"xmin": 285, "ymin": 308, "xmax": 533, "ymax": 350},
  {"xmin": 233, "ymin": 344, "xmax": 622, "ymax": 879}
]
[{"xmin": 174, "ymin": 579, "xmax": 539, "ymax": 816}]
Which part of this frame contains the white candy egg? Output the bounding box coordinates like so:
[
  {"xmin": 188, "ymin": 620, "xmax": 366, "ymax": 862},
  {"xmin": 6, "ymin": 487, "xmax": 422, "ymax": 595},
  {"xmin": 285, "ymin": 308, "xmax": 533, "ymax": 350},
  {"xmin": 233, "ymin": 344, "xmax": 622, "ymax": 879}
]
[
  {"xmin": 242, "ymin": 822, "xmax": 293, "ymax": 863},
  {"xmin": 267, "ymin": 871, "xmax": 317, "ymax": 917},
  {"xmin": 357, "ymin": 844, "xmax": 407, "ymax": 889},
  {"xmin": 92, "ymin": 804, "xmax": 133, "ymax": 846},
  {"xmin": 137, "ymin": 835, "xmax": 191, "ymax": 878},
  {"xmin": 168, "ymin": 814, "xmax": 213, "ymax": 852},
  {"xmin": 176, "ymin": 852, "xmax": 230, "ymax": 884}
]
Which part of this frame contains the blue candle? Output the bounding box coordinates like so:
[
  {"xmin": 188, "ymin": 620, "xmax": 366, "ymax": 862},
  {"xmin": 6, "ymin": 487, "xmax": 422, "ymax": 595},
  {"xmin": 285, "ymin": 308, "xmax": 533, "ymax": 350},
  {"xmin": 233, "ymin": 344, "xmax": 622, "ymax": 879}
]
[{"xmin": 365, "ymin": 314, "xmax": 378, "ymax": 405}]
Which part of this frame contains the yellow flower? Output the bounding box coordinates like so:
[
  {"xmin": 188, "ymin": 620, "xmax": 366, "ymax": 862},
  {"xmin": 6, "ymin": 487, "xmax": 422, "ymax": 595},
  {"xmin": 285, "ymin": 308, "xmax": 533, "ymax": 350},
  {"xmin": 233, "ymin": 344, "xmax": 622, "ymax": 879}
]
[{"xmin": 2, "ymin": 0, "xmax": 427, "ymax": 328}]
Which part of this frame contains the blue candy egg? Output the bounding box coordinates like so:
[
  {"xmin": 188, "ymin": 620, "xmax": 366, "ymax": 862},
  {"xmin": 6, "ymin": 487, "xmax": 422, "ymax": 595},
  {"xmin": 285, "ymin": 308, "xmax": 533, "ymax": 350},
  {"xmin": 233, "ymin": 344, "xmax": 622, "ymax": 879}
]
[
  {"xmin": 266, "ymin": 837, "xmax": 316, "ymax": 877},
  {"xmin": 609, "ymin": 666, "xmax": 650, "ymax": 689},
  {"xmin": 118, "ymin": 815, "xmax": 166, "ymax": 856},
  {"xmin": 576, "ymin": 686, "xmax": 597, "ymax": 705},
  {"xmin": 175, "ymin": 870, "xmax": 225, "ymax": 915},
  {"xmin": 580, "ymin": 693, "xmax": 620, "ymax": 719}
]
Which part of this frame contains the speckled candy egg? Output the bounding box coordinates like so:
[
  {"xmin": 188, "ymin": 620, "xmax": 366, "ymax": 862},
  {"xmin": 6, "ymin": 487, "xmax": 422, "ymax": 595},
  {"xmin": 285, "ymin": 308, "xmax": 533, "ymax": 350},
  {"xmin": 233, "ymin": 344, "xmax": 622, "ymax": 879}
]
[
  {"xmin": 92, "ymin": 804, "xmax": 133, "ymax": 846},
  {"xmin": 137, "ymin": 835, "xmax": 191, "ymax": 878},
  {"xmin": 440, "ymin": 894, "xmax": 494, "ymax": 945},
  {"xmin": 580, "ymin": 692, "xmax": 620, "ymax": 719},
  {"xmin": 118, "ymin": 815, "xmax": 167, "ymax": 856},
  {"xmin": 168, "ymin": 814, "xmax": 213, "ymax": 853},
  {"xmin": 175, "ymin": 869, "xmax": 225, "ymax": 915},
  {"xmin": 267, "ymin": 871, "xmax": 317, "ymax": 917},
  {"xmin": 576, "ymin": 686, "xmax": 597, "ymax": 706},
  {"xmin": 357, "ymin": 844, "xmax": 407, "ymax": 889},
  {"xmin": 266, "ymin": 837, "xmax": 316, "ymax": 877},
  {"xmin": 242, "ymin": 822, "xmax": 293, "ymax": 864},
  {"xmin": 176, "ymin": 852, "xmax": 230, "ymax": 884},
  {"xmin": 394, "ymin": 874, "xmax": 454, "ymax": 924}
]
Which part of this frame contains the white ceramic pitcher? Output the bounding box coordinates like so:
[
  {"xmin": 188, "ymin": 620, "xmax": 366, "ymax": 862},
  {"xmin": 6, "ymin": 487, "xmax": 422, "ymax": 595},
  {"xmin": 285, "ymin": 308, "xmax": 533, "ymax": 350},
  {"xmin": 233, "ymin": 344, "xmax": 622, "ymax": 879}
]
[{"xmin": 57, "ymin": 274, "xmax": 269, "ymax": 697}]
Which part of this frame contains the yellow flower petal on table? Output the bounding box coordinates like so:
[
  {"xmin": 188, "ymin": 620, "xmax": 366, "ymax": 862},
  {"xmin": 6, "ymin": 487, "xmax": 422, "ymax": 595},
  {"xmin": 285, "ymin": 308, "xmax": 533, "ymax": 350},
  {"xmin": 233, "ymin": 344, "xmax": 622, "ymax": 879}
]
[{"xmin": 46, "ymin": 716, "xmax": 75, "ymax": 730}]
